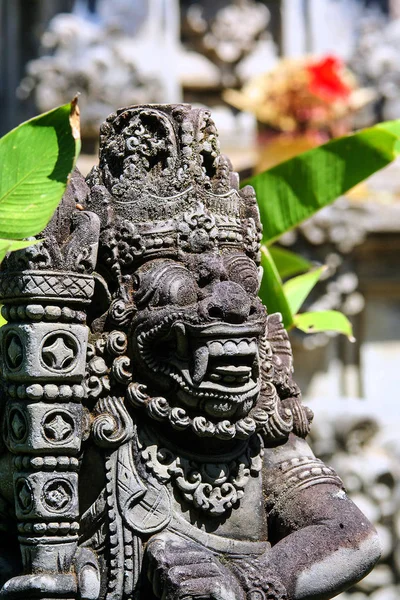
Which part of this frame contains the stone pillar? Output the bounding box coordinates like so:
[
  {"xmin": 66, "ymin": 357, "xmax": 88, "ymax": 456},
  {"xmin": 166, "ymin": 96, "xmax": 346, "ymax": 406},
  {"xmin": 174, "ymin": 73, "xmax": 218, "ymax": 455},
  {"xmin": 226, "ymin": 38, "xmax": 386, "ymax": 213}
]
[
  {"xmin": 0, "ymin": 173, "xmax": 99, "ymax": 597},
  {"xmin": 0, "ymin": 295, "xmax": 89, "ymax": 577}
]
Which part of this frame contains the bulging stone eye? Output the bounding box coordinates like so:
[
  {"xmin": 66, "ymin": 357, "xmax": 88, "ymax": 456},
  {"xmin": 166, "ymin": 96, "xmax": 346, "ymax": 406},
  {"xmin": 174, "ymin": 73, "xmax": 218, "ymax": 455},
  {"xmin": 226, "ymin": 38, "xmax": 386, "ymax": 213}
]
[
  {"xmin": 164, "ymin": 274, "xmax": 197, "ymax": 306},
  {"xmin": 134, "ymin": 262, "xmax": 198, "ymax": 308},
  {"xmin": 154, "ymin": 265, "xmax": 197, "ymax": 306},
  {"xmin": 224, "ymin": 255, "xmax": 260, "ymax": 295}
]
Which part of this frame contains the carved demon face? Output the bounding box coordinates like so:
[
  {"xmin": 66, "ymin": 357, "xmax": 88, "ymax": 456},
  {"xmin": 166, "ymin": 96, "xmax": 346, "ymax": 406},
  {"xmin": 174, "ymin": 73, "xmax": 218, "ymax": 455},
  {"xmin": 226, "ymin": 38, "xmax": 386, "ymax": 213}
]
[
  {"xmin": 130, "ymin": 251, "xmax": 266, "ymax": 420},
  {"xmin": 86, "ymin": 104, "xmax": 266, "ymax": 424}
]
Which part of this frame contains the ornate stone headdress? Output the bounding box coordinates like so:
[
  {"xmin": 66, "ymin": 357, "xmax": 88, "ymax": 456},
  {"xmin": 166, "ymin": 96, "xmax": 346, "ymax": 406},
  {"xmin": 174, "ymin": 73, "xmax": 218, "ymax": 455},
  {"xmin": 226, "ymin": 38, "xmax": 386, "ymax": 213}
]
[{"xmin": 85, "ymin": 104, "xmax": 262, "ymax": 296}]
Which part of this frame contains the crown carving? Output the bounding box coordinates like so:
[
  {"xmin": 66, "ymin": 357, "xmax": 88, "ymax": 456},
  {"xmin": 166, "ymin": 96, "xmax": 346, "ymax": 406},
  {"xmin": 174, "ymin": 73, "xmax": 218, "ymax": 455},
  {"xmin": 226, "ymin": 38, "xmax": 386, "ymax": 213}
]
[{"xmin": 85, "ymin": 104, "xmax": 262, "ymax": 275}]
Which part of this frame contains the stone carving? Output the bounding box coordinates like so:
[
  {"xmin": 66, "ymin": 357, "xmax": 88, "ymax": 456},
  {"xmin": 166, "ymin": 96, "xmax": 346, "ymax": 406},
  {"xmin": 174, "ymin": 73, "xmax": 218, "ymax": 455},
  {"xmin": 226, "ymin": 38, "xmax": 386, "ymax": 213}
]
[
  {"xmin": 138, "ymin": 425, "xmax": 263, "ymax": 516},
  {"xmin": 42, "ymin": 412, "xmax": 75, "ymax": 443},
  {"xmin": 0, "ymin": 178, "xmax": 100, "ymax": 596},
  {"xmin": 0, "ymin": 105, "xmax": 380, "ymax": 599}
]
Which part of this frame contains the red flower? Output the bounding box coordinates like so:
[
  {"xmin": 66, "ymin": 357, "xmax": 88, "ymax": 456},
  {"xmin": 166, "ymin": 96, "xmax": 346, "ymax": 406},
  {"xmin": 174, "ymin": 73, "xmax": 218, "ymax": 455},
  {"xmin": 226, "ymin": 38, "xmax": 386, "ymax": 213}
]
[{"xmin": 306, "ymin": 56, "xmax": 351, "ymax": 103}]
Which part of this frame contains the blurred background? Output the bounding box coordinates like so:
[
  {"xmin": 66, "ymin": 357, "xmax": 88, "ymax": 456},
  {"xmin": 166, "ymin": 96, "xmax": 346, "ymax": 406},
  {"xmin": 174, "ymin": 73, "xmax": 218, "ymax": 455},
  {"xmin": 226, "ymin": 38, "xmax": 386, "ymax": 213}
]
[{"xmin": 1, "ymin": 1, "xmax": 400, "ymax": 597}]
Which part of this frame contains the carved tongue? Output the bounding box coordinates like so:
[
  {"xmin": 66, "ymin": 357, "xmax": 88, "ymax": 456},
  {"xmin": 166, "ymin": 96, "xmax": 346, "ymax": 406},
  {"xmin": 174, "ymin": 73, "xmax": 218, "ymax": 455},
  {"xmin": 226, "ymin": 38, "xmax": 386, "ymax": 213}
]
[{"xmin": 192, "ymin": 345, "xmax": 209, "ymax": 384}]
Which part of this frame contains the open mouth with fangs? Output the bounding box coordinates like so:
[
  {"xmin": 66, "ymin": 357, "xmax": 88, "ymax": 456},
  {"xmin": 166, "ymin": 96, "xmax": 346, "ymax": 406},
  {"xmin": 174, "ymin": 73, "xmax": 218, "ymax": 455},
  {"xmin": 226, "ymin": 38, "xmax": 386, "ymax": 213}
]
[{"xmin": 135, "ymin": 318, "xmax": 264, "ymax": 417}]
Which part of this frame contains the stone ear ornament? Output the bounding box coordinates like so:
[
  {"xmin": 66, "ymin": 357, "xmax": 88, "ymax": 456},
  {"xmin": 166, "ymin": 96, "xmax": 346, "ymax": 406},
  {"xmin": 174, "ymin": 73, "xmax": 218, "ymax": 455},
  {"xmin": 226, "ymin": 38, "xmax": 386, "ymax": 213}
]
[{"xmin": 0, "ymin": 105, "xmax": 380, "ymax": 600}]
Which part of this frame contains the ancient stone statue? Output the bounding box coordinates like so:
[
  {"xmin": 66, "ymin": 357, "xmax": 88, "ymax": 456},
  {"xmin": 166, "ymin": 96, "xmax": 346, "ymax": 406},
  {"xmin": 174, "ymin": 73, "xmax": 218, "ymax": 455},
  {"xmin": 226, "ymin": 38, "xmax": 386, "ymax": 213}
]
[{"xmin": 0, "ymin": 105, "xmax": 380, "ymax": 600}]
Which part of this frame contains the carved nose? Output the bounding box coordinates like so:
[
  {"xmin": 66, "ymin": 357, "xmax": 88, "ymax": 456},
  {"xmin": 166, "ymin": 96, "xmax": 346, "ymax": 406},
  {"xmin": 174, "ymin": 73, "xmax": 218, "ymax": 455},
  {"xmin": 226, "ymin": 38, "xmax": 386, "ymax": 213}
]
[{"xmin": 205, "ymin": 281, "xmax": 251, "ymax": 324}]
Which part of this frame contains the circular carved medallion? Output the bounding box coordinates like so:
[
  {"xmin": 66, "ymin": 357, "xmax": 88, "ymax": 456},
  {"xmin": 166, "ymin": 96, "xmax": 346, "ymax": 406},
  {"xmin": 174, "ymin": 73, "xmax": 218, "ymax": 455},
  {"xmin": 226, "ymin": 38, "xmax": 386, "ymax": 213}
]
[
  {"xmin": 42, "ymin": 411, "xmax": 75, "ymax": 444},
  {"xmin": 40, "ymin": 332, "xmax": 79, "ymax": 373},
  {"xmin": 42, "ymin": 479, "xmax": 73, "ymax": 513}
]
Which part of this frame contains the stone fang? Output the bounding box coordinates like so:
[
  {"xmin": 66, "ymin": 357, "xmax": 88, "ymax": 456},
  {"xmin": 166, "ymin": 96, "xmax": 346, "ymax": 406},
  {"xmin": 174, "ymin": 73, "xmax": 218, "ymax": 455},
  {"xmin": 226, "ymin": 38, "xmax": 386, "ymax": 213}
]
[{"xmin": 192, "ymin": 345, "xmax": 210, "ymax": 384}]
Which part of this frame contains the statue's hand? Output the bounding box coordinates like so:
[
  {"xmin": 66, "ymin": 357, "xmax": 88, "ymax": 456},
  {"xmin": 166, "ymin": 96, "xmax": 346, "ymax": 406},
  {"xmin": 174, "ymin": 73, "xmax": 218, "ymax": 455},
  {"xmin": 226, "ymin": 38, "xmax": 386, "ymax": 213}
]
[
  {"xmin": 228, "ymin": 552, "xmax": 288, "ymax": 600},
  {"xmin": 146, "ymin": 532, "xmax": 245, "ymax": 600},
  {"xmin": 74, "ymin": 547, "xmax": 101, "ymax": 600},
  {"xmin": 0, "ymin": 547, "xmax": 100, "ymax": 600}
]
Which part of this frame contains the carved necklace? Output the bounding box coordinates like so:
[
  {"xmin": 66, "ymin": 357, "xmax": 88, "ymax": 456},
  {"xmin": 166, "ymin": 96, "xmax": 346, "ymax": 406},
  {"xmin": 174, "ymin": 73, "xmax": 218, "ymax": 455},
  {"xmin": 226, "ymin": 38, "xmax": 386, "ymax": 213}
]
[
  {"xmin": 137, "ymin": 426, "xmax": 264, "ymax": 517},
  {"xmin": 127, "ymin": 381, "xmax": 271, "ymax": 440}
]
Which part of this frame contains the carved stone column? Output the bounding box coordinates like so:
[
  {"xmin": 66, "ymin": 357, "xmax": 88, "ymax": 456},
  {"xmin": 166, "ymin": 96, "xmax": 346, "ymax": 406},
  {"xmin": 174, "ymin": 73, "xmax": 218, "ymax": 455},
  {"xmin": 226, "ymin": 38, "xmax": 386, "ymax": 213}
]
[{"xmin": 0, "ymin": 174, "xmax": 99, "ymax": 597}]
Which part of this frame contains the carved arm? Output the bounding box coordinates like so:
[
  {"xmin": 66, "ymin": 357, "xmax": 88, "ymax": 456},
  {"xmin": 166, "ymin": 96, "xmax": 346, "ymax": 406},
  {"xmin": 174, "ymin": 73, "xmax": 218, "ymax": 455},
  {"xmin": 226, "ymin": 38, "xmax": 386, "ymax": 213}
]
[{"xmin": 263, "ymin": 434, "xmax": 381, "ymax": 599}]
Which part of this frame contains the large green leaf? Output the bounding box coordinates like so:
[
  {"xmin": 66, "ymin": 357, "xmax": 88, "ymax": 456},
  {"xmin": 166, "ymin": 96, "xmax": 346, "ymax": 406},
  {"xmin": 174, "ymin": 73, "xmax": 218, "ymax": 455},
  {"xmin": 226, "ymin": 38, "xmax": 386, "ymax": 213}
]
[
  {"xmin": 283, "ymin": 266, "xmax": 325, "ymax": 315},
  {"xmin": 260, "ymin": 247, "xmax": 353, "ymax": 338},
  {"xmin": 0, "ymin": 99, "xmax": 80, "ymax": 239},
  {"xmin": 269, "ymin": 246, "xmax": 312, "ymax": 279},
  {"xmin": 294, "ymin": 310, "xmax": 354, "ymax": 340},
  {"xmin": 244, "ymin": 121, "xmax": 400, "ymax": 243},
  {"xmin": 259, "ymin": 245, "xmax": 293, "ymax": 328}
]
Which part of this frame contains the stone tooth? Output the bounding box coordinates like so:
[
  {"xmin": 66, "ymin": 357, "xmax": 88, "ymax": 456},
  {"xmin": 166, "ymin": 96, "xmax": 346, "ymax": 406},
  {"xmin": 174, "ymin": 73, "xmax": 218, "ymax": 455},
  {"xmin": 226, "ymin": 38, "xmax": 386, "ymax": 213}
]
[
  {"xmin": 238, "ymin": 340, "xmax": 250, "ymax": 355},
  {"xmin": 214, "ymin": 365, "xmax": 251, "ymax": 375},
  {"xmin": 192, "ymin": 345, "xmax": 209, "ymax": 384},
  {"xmin": 174, "ymin": 323, "xmax": 188, "ymax": 359},
  {"xmin": 210, "ymin": 373, "xmax": 222, "ymax": 382},
  {"xmin": 224, "ymin": 341, "xmax": 238, "ymax": 355},
  {"xmin": 208, "ymin": 341, "xmax": 224, "ymax": 356},
  {"xmin": 249, "ymin": 340, "xmax": 257, "ymax": 354},
  {"xmin": 236, "ymin": 374, "xmax": 250, "ymax": 383}
]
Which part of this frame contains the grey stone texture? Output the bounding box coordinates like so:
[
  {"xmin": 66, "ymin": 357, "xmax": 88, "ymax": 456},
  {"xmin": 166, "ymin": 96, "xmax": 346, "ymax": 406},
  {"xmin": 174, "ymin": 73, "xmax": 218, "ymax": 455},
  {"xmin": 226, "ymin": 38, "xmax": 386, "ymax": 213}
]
[{"xmin": 0, "ymin": 104, "xmax": 380, "ymax": 599}]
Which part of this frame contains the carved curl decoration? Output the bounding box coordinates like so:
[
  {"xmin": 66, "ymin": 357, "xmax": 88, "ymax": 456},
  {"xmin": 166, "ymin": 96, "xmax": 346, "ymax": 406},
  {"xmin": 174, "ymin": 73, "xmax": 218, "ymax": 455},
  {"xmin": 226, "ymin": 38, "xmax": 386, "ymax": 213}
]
[{"xmin": 92, "ymin": 396, "xmax": 134, "ymax": 448}]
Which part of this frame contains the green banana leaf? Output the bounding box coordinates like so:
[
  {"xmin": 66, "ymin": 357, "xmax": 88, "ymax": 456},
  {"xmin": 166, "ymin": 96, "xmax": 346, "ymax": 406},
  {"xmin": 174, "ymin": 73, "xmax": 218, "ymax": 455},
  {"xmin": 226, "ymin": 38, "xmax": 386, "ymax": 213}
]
[
  {"xmin": 260, "ymin": 245, "xmax": 353, "ymax": 337},
  {"xmin": 269, "ymin": 246, "xmax": 312, "ymax": 279},
  {"xmin": 245, "ymin": 120, "xmax": 400, "ymax": 244},
  {"xmin": 294, "ymin": 311, "xmax": 354, "ymax": 340},
  {"xmin": 0, "ymin": 99, "xmax": 80, "ymax": 240},
  {"xmin": 260, "ymin": 245, "xmax": 293, "ymax": 328},
  {"xmin": 283, "ymin": 267, "xmax": 326, "ymax": 315}
]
